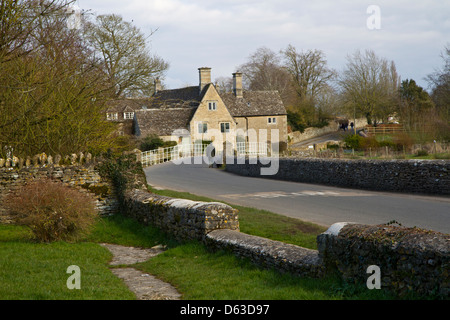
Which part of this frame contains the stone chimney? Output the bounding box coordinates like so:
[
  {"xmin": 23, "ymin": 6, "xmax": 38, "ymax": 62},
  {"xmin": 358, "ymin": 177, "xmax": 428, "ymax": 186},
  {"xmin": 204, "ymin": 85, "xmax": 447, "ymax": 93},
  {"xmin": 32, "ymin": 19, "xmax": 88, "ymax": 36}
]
[
  {"xmin": 154, "ymin": 77, "xmax": 162, "ymax": 93},
  {"xmin": 232, "ymin": 72, "xmax": 243, "ymax": 98},
  {"xmin": 199, "ymin": 67, "xmax": 211, "ymax": 93}
]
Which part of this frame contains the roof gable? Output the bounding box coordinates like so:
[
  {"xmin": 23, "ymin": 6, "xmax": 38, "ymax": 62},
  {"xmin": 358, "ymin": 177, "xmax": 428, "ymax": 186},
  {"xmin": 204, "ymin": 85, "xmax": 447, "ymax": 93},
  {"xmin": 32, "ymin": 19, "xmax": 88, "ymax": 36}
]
[{"xmin": 189, "ymin": 83, "xmax": 235, "ymax": 122}]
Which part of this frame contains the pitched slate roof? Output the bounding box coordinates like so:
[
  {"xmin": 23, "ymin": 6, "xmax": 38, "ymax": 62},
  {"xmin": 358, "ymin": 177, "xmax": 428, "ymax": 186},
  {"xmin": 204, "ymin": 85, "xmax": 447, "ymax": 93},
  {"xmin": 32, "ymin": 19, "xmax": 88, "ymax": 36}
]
[
  {"xmin": 134, "ymin": 108, "xmax": 196, "ymax": 137},
  {"xmin": 153, "ymin": 86, "xmax": 201, "ymax": 105},
  {"xmin": 106, "ymin": 98, "xmax": 151, "ymax": 113},
  {"xmin": 220, "ymin": 91, "xmax": 287, "ymax": 117}
]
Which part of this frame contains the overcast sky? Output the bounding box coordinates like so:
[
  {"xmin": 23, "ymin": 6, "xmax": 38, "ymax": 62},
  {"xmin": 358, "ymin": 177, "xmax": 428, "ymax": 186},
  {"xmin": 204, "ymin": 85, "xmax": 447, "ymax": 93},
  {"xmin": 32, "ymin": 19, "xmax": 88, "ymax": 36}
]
[{"xmin": 77, "ymin": 0, "xmax": 449, "ymax": 91}]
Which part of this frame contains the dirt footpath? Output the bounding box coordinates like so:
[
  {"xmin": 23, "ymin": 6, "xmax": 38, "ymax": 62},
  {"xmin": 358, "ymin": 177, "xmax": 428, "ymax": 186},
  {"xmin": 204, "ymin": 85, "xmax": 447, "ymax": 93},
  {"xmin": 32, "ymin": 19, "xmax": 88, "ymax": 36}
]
[{"xmin": 100, "ymin": 243, "xmax": 182, "ymax": 300}]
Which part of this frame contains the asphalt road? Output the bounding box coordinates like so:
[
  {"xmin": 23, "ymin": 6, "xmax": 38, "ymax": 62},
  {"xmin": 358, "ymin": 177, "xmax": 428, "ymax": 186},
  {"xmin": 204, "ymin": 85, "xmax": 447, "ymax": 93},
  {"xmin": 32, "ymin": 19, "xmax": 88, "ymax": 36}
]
[
  {"xmin": 144, "ymin": 157, "xmax": 450, "ymax": 234},
  {"xmin": 290, "ymin": 131, "xmax": 345, "ymax": 148}
]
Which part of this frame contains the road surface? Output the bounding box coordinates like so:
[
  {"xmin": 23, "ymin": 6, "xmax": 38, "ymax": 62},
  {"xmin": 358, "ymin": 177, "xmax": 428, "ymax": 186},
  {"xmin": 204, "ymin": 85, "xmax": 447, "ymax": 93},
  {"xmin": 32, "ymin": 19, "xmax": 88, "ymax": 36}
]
[
  {"xmin": 290, "ymin": 131, "xmax": 345, "ymax": 149},
  {"xmin": 144, "ymin": 158, "xmax": 450, "ymax": 234}
]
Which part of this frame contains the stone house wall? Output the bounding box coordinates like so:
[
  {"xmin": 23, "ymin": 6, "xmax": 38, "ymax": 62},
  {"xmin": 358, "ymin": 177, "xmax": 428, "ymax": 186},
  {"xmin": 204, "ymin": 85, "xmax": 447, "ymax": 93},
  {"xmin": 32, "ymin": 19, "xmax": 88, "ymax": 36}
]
[
  {"xmin": 190, "ymin": 85, "xmax": 236, "ymax": 150},
  {"xmin": 235, "ymin": 115, "xmax": 288, "ymax": 150}
]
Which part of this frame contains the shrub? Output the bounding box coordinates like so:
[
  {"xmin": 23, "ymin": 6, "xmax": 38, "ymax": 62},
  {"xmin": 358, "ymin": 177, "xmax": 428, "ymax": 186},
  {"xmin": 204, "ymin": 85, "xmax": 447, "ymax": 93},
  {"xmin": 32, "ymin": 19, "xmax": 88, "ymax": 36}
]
[
  {"xmin": 344, "ymin": 134, "xmax": 364, "ymax": 149},
  {"xmin": 416, "ymin": 149, "xmax": 429, "ymax": 157},
  {"xmin": 140, "ymin": 134, "xmax": 165, "ymax": 151},
  {"xmin": 393, "ymin": 133, "xmax": 414, "ymax": 152},
  {"xmin": 360, "ymin": 136, "xmax": 379, "ymax": 150},
  {"xmin": 163, "ymin": 141, "xmax": 177, "ymax": 148},
  {"xmin": 4, "ymin": 179, "xmax": 98, "ymax": 242},
  {"xmin": 326, "ymin": 143, "xmax": 339, "ymax": 150},
  {"xmin": 287, "ymin": 110, "xmax": 307, "ymax": 133}
]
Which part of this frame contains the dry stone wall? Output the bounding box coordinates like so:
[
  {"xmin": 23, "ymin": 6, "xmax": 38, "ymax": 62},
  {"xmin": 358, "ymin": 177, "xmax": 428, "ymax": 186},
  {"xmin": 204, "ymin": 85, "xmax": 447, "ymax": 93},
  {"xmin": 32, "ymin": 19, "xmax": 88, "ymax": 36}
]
[
  {"xmin": 122, "ymin": 189, "xmax": 239, "ymax": 242},
  {"xmin": 225, "ymin": 157, "xmax": 450, "ymax": 195},
  {"xmin": 205, "ymin": 229, "xmax": 323, "ymax": 278},
  {"xmin": 317, "ymin": 222, "xmax": 449, "ymax": 298},
  {"xmin": 0, "ymin": 153, "xmax": 117, "ymax": 223}
]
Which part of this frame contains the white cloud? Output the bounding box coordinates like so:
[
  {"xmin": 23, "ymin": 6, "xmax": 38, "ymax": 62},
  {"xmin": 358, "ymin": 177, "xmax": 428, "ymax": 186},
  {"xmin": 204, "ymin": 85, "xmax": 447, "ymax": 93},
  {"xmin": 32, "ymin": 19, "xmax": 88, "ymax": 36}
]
[{"xmin": 78, "ymin": 0, "xmax": 449, "ymax": 89}]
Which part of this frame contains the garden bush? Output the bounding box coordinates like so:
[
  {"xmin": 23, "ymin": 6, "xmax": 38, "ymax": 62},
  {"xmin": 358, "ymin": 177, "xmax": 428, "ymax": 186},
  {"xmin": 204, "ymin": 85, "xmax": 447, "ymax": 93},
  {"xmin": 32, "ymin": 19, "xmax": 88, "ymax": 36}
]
[
  {"xmin": 416, "ymin": 149, "xmax": 429, "ymax": 157},
  {"xmin": 4, "ymin": 179, "xmax": 98, "ymax": 242},
  {"xmin": 343, "ymin": 134, "xmax": 364, "ymax": 149},
  {"xmin": 140, "ymin": 134, "xmax": 165, "ymax": 151},
  {"xmin": 140, "ymin": 134, "xmax": 177, "ymax": 151}
]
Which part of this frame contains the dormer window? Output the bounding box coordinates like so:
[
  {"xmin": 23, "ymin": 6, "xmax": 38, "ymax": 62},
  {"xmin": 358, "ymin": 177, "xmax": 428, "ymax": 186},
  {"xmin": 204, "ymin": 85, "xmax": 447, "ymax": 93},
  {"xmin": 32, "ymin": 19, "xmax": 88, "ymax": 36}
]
[
  {"xmin": 107, "ymin": 112, "xmax": 118, "ymax": 121},
  {"xmin": 124, "ymin": 112, "xmax": 134, "ymax": 120},
  {"xmin": 208, "ymin": 101, "xmax": 217, "ymax": 111}
]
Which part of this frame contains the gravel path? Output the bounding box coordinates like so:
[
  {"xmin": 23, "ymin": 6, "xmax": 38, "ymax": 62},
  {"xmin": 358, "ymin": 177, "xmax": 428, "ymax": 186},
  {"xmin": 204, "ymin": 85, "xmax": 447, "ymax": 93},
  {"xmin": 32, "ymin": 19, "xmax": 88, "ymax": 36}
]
[{"xmin": 100, "ymin": 243, "xmax": 182, "ymax": 300}]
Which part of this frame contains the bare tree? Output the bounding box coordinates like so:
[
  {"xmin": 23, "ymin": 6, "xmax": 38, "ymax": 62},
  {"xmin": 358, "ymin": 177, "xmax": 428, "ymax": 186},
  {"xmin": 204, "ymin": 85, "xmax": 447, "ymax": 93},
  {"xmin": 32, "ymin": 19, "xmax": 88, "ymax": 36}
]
[
  {"xmin": 338, "ymin": 49, "xmax": 400, "ymax": 125},
  {"xmin": 214, "ymin": 76, "xmax": 233, "ymax": 94},
  {"xmin": 281, "ymin": 44, "xmax": 337, "ymax": 127},
  {"xmin": 85, "ymin": 14, "xmax": 169, "ymax": 98},
  {"xmin": 238, "ymin": 47, "xmax": 293, "ymax": 102},
  {"xmin": 426, "ymin": 44, "xmax": 450, "ymax": 124},
  {"xmin": 282, "ymin": 44, "xmax": 336, "ymax": 101},
  {"xmin": 0, "ymin": 0, "xmax": 74, "ymax": 63}
]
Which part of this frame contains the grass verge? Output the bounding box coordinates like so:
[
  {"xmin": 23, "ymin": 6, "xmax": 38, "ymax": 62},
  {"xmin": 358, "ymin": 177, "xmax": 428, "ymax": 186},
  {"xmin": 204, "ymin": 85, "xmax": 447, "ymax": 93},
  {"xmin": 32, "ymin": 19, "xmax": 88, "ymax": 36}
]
[{"xmin": 0, "ymin": 226, "xmax": 135, "ymax": 300}]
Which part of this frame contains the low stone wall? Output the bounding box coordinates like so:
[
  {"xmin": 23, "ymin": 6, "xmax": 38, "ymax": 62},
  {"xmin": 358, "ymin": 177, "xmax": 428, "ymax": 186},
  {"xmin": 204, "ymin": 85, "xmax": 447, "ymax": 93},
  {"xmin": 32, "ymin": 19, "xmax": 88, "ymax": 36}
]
[
  {"xmin": 225, "ymin": 157, "xmax": 450, "ymax": 195},
  {"xmin": 317, "ymin": 223, "xmax": 449, "ymax": 298},
  {"xmin": 205, "ymin": 229, "xmax": 322, "ymax": 278},
  {"xmin": 122, "ymin": 189, "xmax": 239, "ymax": 242},
  {"xmin": 0, "ymin": 153, "xmax": 117, "ymax": 223}
]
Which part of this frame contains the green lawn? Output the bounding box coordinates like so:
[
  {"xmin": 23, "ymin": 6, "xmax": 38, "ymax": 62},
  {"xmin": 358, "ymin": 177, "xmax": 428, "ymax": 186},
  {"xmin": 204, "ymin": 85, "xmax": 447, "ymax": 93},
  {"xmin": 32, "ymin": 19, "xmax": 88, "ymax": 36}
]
[{"xmin": 0, "ymin": 229, "xmax": 135, "ymax": 300}]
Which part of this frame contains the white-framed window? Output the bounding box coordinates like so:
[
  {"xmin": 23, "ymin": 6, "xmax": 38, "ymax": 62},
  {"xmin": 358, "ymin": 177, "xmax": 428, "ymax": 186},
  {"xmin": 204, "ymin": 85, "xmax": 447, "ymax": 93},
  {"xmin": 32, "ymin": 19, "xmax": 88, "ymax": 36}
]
[
  {"xmin": 220, "ymin": 122, "xmax": 230, "ymax": 133},
  {"xmin": 107, "ymin": 112, "xmax": 118, "ymax": 121},
  {"xmin": 124, "ymin": 112, "xmax": 134, "ymax": 120},
  {"xmin": 268, "ymin": 117, "xmax": 276, "ymax": 124},
  {"xmin": 198, "ymin": 122, "xmax": 208, "ymax": 134},
  {"xmin": 208, "ymin": 101, "xmax": 217, "ymax": 111}
]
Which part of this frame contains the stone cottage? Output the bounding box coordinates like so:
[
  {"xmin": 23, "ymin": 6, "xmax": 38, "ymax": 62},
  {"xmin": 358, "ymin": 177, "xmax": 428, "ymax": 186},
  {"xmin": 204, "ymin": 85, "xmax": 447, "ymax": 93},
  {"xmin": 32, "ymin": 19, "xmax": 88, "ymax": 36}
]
[{"xmin": 106, "ymin": 67, "xmax": 288, "ymax": 153}]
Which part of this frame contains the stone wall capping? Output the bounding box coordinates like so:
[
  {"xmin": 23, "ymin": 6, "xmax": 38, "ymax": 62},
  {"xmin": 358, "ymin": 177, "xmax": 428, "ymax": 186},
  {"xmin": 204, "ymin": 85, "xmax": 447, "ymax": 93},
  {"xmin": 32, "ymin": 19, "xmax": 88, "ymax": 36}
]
[
  {"xmin": 205, "ymin": 229, "xmax": 323, "ymax": 277},
  {"xmin": 0, "ymin": 152, "xmax": 94, "ymax": 169}
]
